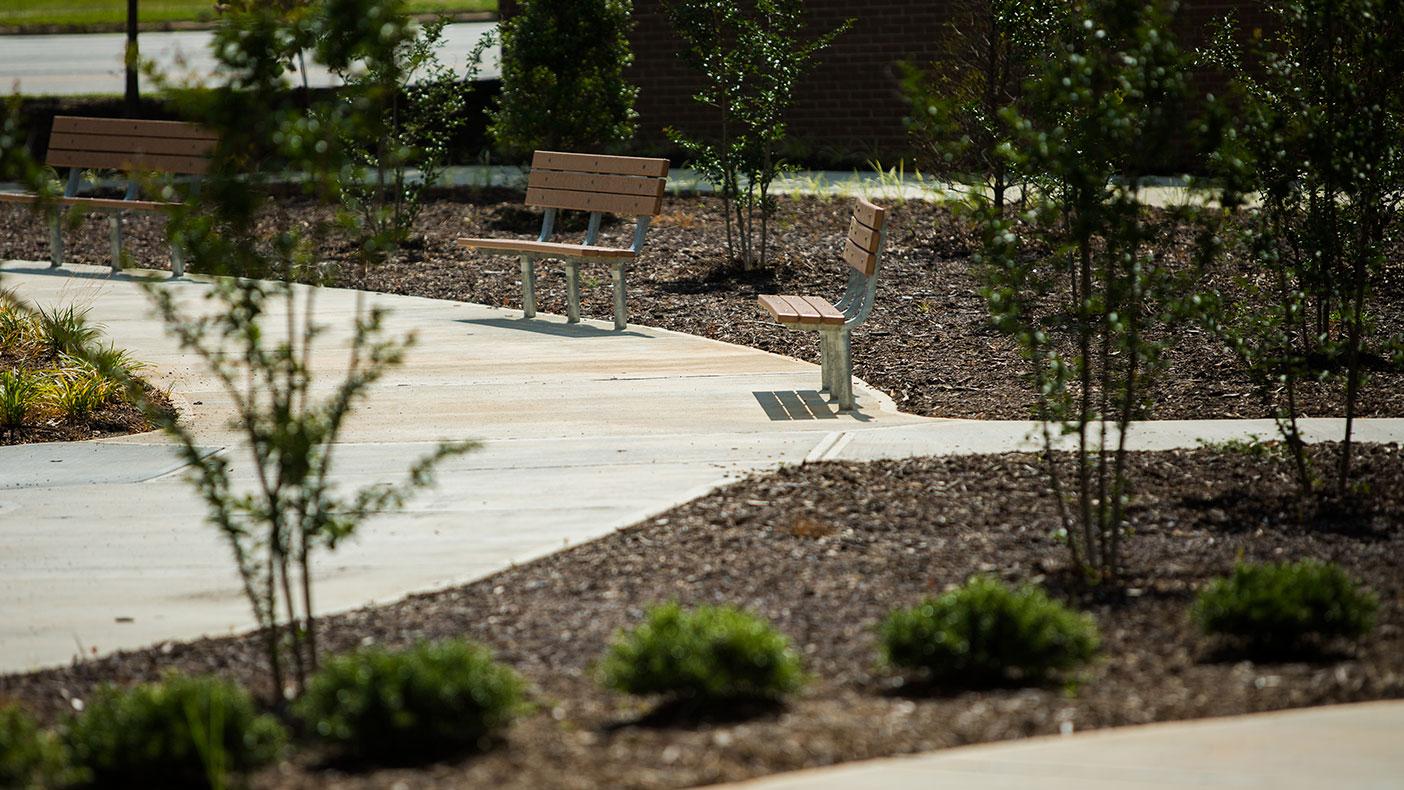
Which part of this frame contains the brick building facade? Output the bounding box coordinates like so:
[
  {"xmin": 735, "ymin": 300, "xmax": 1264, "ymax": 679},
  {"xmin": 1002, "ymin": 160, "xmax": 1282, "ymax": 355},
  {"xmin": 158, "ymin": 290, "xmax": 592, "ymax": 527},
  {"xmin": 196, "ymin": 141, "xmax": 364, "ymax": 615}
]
[{"xmin": 501, "ymin": 1, "xmax": 1270, "ymax": 167}]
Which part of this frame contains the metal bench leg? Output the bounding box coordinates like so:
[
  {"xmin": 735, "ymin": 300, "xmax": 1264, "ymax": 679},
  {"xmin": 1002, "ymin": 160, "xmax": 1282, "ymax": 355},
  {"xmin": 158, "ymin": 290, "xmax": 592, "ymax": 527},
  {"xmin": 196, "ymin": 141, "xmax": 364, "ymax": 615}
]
[
  {"xmin": 818, "ymin": 331, "xmax": 835, "ymax": 394},
  {"xmin": 170, "ymin": 235, "xmax": 185, "ymax": 278},
  {"xmin": 48, "ymin": 207, "xmax": 62, "ymax": 267},
  {"xmin": 519, "ymin": 255, "xmax": 536, "ymax": 318},
  {"xmin": 108, "ymin": 213, "xmax": 124, "ymax": 271},
  {"xmin": 611, "ymin": 264, "xmax": 627, "ymax": 330},
  {"xmin": 565, "ymin": 261, "xmax": 581, "ymax": 323},
  {"xmin": 835, "ymin": 329, "xmax": 855, "ymax": 411}
]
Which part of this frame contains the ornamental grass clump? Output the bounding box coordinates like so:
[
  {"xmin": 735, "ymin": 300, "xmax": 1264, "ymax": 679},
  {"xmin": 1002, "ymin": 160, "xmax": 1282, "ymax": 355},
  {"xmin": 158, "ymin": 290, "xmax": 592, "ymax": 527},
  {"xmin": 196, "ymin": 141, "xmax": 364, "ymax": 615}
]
[
  {"xmin": 1191, "ymin": 559, "xmax": 1378, "ymax": 655},
  {"xmin": 599, "ymin": 602, "xmax": 807, "ymax": 703},
  {"xmin": 62, "ymin": 673, "xmax": 285, "ymax": 790},
  {"xmin": 294, "ymin": 641, "xmax": 527, "ymax": 762},
  {"xmin": 877, "ymin": 576, "xmax": 1100, "ymax": 686}
]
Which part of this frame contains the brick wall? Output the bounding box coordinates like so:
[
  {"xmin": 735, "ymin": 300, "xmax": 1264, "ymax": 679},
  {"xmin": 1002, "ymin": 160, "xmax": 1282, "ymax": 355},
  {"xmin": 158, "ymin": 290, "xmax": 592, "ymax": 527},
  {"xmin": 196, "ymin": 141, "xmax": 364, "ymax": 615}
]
[{"xmin": 503, "ymin": 0, "xmax": 1272, "ymax": 167}]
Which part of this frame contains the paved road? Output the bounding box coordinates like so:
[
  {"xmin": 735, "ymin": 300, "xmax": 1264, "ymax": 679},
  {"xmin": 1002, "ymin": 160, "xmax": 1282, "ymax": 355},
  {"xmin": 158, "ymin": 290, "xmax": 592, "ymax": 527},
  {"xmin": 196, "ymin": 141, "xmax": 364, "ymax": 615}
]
[{"xmin": 0, "ymin": 21, "xmax": 498, "ymax": 97}]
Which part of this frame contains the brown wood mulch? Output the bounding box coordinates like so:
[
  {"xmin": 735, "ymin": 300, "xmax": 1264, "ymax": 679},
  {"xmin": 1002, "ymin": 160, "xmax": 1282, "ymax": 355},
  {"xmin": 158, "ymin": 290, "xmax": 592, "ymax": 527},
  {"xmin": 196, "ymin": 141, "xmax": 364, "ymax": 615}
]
[{"xmin": 1, "ymin": 192, "xmax": 1402, "ymax": 789}]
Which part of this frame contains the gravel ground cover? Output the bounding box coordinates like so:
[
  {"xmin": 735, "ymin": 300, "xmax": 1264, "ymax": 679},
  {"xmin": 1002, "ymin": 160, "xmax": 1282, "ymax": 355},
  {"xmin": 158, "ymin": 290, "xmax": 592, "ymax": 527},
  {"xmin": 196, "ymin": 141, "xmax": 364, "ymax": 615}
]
[{"xmin": 1, "ymin": 191, "xmax": 1401, "ymax": 789}]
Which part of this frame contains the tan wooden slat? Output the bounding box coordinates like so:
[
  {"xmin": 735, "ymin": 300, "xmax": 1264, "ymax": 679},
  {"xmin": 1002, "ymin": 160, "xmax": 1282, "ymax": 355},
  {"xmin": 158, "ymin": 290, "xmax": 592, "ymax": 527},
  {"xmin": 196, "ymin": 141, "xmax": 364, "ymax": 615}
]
[
  {"xmin": 458, "ymin": 237, "xmax": 637, "ymax": 260},
  {"xmin": 842, "ymin": 238, "xmax": 878, "ymax": 275},
  {"xmin": 50, "ymin": 131, "xmax": 213, "ymax": 158},
  {"xmin": 532, "ymin": 150, "xmax": 669, "ymax": 178},
  {"xmin": 0, "ymin": 192, "xmax": 43, "ymax": 204},
  {"xmin": 853, "ymin": 197, "xmax": 885, "ymax": 231},
  {"xmin": 847, "ymin": 216, "xmax": 880, "ymax": 253},
  {"xmin": 52, "ymin": 115, "xmax": 216, "ymax": 141},
  {"xmin": 758, "ymin": 294, "xmax": 803, "ymax": 323},
  {"xmin": 760, "ymin": 294, "xmax": 831, "ymax": 325},
  {"xmin": 53, "ymin": 196, "xmax": 174, "ymax": 210},
  {"xmin": 800, "ymin": 296, "xmax": 846, "ymax": 325},
  {"xmin": 529, "ymin": 169, "xmax": 666, "ymax": 199},
  {"xmin": 525, "ymin": 186, "xmax": 663, "ymax": 215},
  {"xmin": 46, "ymin": 149, "xmax": 210, "ymax": 174}
]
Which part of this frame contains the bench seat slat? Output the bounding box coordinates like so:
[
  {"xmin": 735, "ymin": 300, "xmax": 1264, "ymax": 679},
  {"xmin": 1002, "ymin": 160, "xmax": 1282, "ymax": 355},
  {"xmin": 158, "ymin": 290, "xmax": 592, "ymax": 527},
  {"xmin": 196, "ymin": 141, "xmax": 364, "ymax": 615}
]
[
  {"xmin": 56, "ymin": 196, "xmax": 175, "ymax": 211},
  {"xmin": 759, "ymin": 294, "xmax": 844, "ymax": 325},
  {"xmin": 532, "ymin": 150, "xmax": 669, "ymax": 178},
  {"xmin": 458, "ymin": 237, "xmax": 637, "ymax": 260},
  {"xmin": 525, "ymin": 185, "xmax": 663, "ymax": 215}
]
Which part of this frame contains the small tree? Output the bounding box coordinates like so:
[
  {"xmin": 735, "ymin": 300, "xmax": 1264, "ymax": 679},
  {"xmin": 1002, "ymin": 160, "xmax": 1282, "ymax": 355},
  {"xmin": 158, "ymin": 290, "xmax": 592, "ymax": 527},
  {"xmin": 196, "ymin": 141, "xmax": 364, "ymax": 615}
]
[
  {"xmin": 900, "ymin": 0, "xmax": 1066, "ymax": 215},
  {"xmin": 1205, "ymin": 0, "xmax": 1404, "ymax": 497},
  {"xmin": 489, "ymin": 0, "xmax": 638, "ymax": 157},
  {"xmin": 664, "ymin": 0, "xmax": 850, "ymax": 269},
  {"xmin": 978, "ymin": 0, "xmax": 1213, "ymax": 583},
  {"xmin": 332, "ymin": 17, "xmax": 494, "ymax": 272},
  {"xmin": 132, "ymin": 0, "xmax": 476, "ymax": 701}
]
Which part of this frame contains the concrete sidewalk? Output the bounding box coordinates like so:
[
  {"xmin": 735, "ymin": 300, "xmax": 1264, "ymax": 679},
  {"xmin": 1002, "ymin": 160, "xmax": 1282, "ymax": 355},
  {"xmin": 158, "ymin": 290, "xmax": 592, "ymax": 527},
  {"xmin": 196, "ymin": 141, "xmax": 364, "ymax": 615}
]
[
  {"xmin": 5, "ymin": 261, "xmax": 1404, "ymax": 671},
  {"xmin": 706, "ymin": 700, "xmax": 1404, "ymax": 790},
  {"xmin": 3, "ymin": 261, "xmax": 1402, "ymax": 789}
]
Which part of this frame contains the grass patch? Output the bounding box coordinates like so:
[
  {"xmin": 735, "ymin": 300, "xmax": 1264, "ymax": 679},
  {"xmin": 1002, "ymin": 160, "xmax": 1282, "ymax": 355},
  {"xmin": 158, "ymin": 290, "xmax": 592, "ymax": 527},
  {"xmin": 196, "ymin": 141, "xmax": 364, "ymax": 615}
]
[{"xmin": 0, "ymin": 0, "xmax": 495, "ymax": 30}]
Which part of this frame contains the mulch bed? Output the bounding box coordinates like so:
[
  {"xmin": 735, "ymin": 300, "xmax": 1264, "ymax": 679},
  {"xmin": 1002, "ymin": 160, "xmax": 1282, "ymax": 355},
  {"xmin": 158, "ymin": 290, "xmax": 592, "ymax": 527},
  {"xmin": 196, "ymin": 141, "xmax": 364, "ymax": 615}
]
[
  {"xmin": 4, "ymin": 189, "xmax": 1402, "ymax": 422},
  {"xmin": 2, "ymin": 191, "xmax": 1403, "ymax": 789},
  {"xmin": 1, "ymin": 445, "xmax": 1401, "ymax": 790}
]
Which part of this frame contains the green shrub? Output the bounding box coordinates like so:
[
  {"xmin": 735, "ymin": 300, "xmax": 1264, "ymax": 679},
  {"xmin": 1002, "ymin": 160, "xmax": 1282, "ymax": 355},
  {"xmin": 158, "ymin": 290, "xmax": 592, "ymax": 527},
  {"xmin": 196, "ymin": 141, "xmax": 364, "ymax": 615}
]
[
  {"xmin": 62, "ymin": 673, "xmax": 285, "ymax": 789},
  {"xmin": 1191, "ymin": 559, "xmax": 1378, "ymax": 653},
  {"xmin": 489, "ymin": 0, "xmax": 638, "ymax": 156},
  {"xmin": 294, "ymin": 641, "xmax": 527, "ymax": 761},
  {"xmin": 877, "ymin": 576, "xmax": 1100, "ymax": 686},
  {"xmin": 1, "ymin": 703, "xmax": 65, "ymax": 790},
  {"xmin": 599, "ymin": 602, "xmax": 808, "ymax": 703}
]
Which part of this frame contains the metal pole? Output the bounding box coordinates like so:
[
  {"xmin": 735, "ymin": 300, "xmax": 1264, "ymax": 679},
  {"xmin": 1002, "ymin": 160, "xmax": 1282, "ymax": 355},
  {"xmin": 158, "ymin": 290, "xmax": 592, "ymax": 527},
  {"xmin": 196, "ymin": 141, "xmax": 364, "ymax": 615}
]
[{"xmin": 125, "ymin": 0, "xmax": 139, "ymax": 117}]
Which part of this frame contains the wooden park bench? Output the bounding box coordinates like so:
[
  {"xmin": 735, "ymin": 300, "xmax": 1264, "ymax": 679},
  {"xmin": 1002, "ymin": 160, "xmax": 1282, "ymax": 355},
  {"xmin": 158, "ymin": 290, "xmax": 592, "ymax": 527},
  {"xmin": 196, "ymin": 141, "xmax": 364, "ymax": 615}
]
[
  {"xmin": 0, "ymin": 115, "xmax": 215, "ymax": 277},
  {"xmin": 758, "ymin": 197, "xmax": 887, "ymax": 411},
  {"xmin": 458, "ymin": 150, "xmax": 670, "ymax": 330}
]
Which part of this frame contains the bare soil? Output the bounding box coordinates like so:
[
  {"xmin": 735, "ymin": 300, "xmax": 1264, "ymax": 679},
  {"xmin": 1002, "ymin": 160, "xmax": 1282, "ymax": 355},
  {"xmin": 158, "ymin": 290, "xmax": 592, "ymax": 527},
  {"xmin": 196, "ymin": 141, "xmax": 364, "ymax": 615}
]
[{"xmin": 1, "ymin": 192, "xmax": 1402, "ymax": 789}]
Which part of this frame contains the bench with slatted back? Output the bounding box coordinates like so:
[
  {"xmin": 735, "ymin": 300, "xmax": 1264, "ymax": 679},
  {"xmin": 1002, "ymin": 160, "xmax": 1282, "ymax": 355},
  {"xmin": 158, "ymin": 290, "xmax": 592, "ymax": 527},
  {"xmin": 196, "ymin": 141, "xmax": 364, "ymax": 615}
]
[
  {"xmin": 0, "ymin": 116, "xmax": 215, "ymax": 277},
  {"xmin": 458, "ymin": 150, "xmax": 670, "ymax": 330},
  {"xmin": 758, "ymin": 197, "xmax": 887, "ymax": 411}
]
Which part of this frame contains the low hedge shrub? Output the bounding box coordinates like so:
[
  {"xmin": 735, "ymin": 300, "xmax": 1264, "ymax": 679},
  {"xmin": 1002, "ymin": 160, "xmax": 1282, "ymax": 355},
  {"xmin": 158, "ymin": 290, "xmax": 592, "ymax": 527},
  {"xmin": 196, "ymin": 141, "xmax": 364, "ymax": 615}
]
[
  {"xmin": 599, "ymin": 602, "xmax": 807, "ymax": 703},
  {"xmin": 1, "ymin": 703, "xmax": 65, "ymax": 789},
  {"xmin": 877, "ymin": 576, "xmax": 1100, "ymax": 686},
  {"xmin": 1191, "ymin": 559, "xmax": 1378, "ymax": 654},
  {"xmin": 62, "ymin": 672, "xmax": 285, "ymax": 789},
  {"xmin": 294, "ymin": 640, "xmax": 527, "ymax": 762}
]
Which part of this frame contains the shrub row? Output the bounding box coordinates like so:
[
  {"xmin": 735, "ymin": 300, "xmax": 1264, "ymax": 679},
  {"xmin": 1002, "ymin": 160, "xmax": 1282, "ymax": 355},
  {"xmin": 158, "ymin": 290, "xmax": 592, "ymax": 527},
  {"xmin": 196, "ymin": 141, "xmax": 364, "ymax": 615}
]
[{"xmin": 2, "ymin": 561, "xmax": 1376, "ymax": 788}]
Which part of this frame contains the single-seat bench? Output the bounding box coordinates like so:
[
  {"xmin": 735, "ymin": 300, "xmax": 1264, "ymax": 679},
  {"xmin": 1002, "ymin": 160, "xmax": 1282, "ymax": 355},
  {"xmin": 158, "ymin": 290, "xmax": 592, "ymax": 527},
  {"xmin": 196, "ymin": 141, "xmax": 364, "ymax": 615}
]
[
  {"xmin": 458, "ymin": 150, "xmax": 670, "ymax": 330},
  {"xmin": 0, "ymin": 115, "xmax": 214, "ymax": 277},
  {"xmin": 759, "ymin": 197, "xmax": 887, "ymax": 411}
]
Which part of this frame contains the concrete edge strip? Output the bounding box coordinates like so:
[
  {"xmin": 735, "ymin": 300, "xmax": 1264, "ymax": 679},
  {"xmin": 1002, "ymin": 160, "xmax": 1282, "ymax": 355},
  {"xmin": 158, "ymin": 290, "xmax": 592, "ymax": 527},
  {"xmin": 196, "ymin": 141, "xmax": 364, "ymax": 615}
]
[{"xmin": 804, "ymin": 431, "xmax": 853, "ymax": 464}]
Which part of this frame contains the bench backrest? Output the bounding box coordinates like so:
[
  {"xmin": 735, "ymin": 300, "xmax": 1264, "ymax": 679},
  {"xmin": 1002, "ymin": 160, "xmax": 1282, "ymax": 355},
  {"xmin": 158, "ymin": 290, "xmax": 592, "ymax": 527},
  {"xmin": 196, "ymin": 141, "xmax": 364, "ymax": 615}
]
[
  {"xmin": 842, "ymin": 198, "xmax": 885, "ymax": 276},
  {"xmin": 835, "ymin": 197, "xmax": 887, "ymax": 328},
  {"xmin": 524, "ymin": 151, "xmax": 669, "ymax": 216},
  {"xmin": 46, "ymin": 116, "xmax": 216, "ymax": 175}
]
